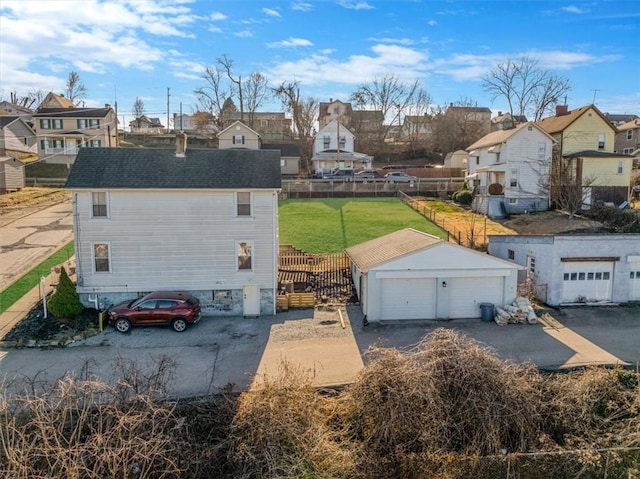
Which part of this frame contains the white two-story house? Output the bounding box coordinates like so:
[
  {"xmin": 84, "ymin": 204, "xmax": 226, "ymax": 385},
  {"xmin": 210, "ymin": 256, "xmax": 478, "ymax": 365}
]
[
  {"xmin": 311, "ymin": 120, "xmax": 373, "ymax": 175},
  {"xmin": 466, "ymin": 122, "xmax": 555, "ymax": 218},
  {"xmin": 65, "ymin": 134, "xmax": 282, "ymax": 316}
]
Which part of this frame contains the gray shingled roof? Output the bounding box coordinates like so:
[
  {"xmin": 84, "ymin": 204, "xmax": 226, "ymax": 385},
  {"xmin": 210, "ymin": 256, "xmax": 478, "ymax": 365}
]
[
  {"xmin": 563, "ymin": 150, "xmax": 631, "ymax": 159},
  {"xmin": 34, "ymin": 108, "xmax": 112, "ymax": 118},
  {"xmin": 261, "ymin": 143, "xmax": 301, "ymax": 156},
  {"xmin": 345, "ymin": 228, "xmax": 442, "ymax": 271},
  {"xmin": 66, "ymin": 147, "xmax": 282, "ymax": 189}
]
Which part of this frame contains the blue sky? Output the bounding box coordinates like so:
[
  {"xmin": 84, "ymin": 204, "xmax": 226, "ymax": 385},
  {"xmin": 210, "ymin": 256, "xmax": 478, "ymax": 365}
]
[{"xmin": 1, "ymin": 0, "xmax": 638, "ymax": 128}]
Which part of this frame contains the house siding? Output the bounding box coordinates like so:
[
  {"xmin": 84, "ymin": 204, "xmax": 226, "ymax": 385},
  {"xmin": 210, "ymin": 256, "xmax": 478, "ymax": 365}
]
[
  {"xmin": 583, "ymin": 156, "xmax": 633, "ymax": 188},
  {"xmin": 0, "ymin": 120, "xmax": 37, "ymax": 156},
  {"xmin": 218, "ymin": 123, "xmax": 261, "ymax": 150},
  {"xmin": 489, "ymin": 234, "xmax": 640, "ymax": 306},
  {"xmin": 72, "ymin": 189, "xmax": 278, "ymax": 314},
  {"xmin": 561, "ymin": 108, "xmax": 615, "ymax": 155}
]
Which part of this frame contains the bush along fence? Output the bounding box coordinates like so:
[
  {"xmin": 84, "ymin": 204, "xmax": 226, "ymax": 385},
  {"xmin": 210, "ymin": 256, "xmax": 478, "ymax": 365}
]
[{"xmin": 397, "ymin": 191, "xmax": 490, "ymax": 250}]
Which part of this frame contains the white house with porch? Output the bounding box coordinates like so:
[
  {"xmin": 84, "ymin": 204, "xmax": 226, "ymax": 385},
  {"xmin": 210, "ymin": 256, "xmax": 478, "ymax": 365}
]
[{"xmin": 311, "ymin": 120, "xmax": 373, "ymax": 175}]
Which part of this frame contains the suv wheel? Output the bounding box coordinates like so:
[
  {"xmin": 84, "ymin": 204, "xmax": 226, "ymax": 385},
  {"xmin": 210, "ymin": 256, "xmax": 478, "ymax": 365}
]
[
  {"xmin": 171, "ymin": 318, "xmax": 188, "ymax": 332},
  {"xmin": 114, "ymin": 318, "xmax": 132, "ymax": 333}
]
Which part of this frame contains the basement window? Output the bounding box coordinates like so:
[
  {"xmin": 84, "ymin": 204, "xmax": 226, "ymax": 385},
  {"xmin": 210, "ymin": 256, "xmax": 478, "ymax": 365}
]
[{"xmin": 508, "ymin": 249, "xmax": 515, "ymax": 260}]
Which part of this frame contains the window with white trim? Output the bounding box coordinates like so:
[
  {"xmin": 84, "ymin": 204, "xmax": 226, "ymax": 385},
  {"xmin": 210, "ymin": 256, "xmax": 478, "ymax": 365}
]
[
  {"xmin": 627, "ymin": 130, "xmax": 633, "ymax": 140},
  {"xmin": 598, "ymin": 134, "xmax": 605, "ymax": 150},
  {"xmin": 236, "ymin": 192, "xmax": 251, "ymax": 216},
  {"xmin": 617, "ymin": 160, "xmax": 624, "ymax": 175},
  {"xmin": 339, "ymin": 136, "xmax": 346, "ymax": 148},
  {"xmin": 93, "ymin": 243, "xmax": 110, "ymax": 272},
  {"xmin": 91, "ymin": 192, "xmax": 108, "ymax": 217},
  {"xmin": 509, "ymin": 168, "xmax": 518, "ymax": 187},
  {"xmin": 237, "ymin": 241, "xmax": 253, "ymax": 271},
  {"xmin": 89, "ymin": 140, "xmax": 101, "ymax": 147},
  {"xmin": 39, "ymin": 119, "xmax": 63, "ymax": 129},
  {"xmin": 89, "ymin": 119, "xmax": 100, "ymax": 127},
  {"xmin": 233, "ymin": 134, "xmax": 245, "ymax": 145},
  {"xmin": 77, "ymin": 119, "xmax": 87, "ymax": 128},
  {"xmin": 537, "ymin": 142, "xmax": 546, "ymax": 160},
  {"xmin": 323, "ymin": 136, "xmax": 330, "ymax": 149}
]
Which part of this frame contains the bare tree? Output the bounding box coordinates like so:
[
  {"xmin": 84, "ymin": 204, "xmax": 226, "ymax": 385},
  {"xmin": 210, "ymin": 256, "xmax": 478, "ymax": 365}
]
[
  {"xmin": 244, "ymin": 72, "xmax": 270, "ymax": 129},
  {"xmin": 7, "ymin": 90, "xmax": 44, "ymax": 110},
  {"xmin": 194, "ymin": 65, "xmax": 231, "ymax": 128},
  {"xmin": 218, "ymin": 54, "xmax": 243, "ymax": 122},
  {"xmin": 273, "ymin": 81, "xmax": 318, "ymax": 171},
  {"xmin": 431, "ymin": 97, "xmax": 489, "ymax": 153},
  {"xmin": 482, "ymin": 57, "xmax": 570, "ymax": 121},
  {"xmin": 132, "ymin": 97, "xmax": 145, "ymax": 130},
  {"xmin": 401, "ymin": 88, "xmax": 433, "ymax": 156},
  {"xmin": 65, "ymin": 71, "xmax": 87, "ymax": 104},
  {"xmin": 541, "ymin": 156, "xmax": 595, "ymax": 218},
  {"xmin": 350, "ymin": 74, "xmax": 422, "ymax": 154}
]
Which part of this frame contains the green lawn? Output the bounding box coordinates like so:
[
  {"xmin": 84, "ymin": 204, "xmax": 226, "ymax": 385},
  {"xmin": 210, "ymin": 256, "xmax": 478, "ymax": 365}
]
[
  {"xmin": 279, "ymin": 198, "xmax": 447, "ymax": 253},
  {"xmin": 0, "ymin": 241, "xmax": 75, "ymax": 314}
]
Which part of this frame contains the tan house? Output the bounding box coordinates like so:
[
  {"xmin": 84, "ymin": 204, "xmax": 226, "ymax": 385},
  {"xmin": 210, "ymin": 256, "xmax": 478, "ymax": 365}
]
[
  {"xmin": 217, "ymin": 121, "xmax": 261, "ymax": 150},
  {"xmin": 0, "ymin": 101, "xmax": 34, "ymax": 117},
  {"xmin": 225, "ymin": 112, "xmax": 292, "ymax": 142},
  {"xmin": 38, "ymin": 92, "xmax": 75, "ymax": 109},
  {"xmin": 537, "ymin": 104, "xmax": 632, "ymax": 206},
  {"xmin": 0, "ymin": 117, "xmax": 37, "ymax": 158},
  {"xmin": 33, "ymin": 105, "xmax": 117, "ymax": 164}
]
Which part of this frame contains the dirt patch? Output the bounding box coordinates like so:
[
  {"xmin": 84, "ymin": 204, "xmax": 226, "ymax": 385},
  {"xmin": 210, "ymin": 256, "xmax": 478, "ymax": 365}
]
[{"xmin": 498, "ymin": 210, "xmax": 609, "ymax": 235}]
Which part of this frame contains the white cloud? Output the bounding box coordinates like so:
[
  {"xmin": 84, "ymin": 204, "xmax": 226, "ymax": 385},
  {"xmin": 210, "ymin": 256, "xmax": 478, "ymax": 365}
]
[
  {"xmin": 267, "ymin": 37, "xmax": 314, "ymax": 48},
  {"xmin": 267, "ymin": 44, "xmax": 428, "ymax": 86},
  {"xmin": 234, "ymin": 30, "xmax": 253, "ymax": 38},
  {"xmin": 291, "ymin": 2, "xmax": 313, "ymax": 11},
  {"xmin": 262, "ymin": 8, "xmax": 281, "ymax": 18},
  {"xmin": 427, "ymin": 20, "xmax": 437, "ymax": 26},
  {"xmin": 338, "ymin": 1, "xmax": 375, "ymax": 11},
  {"xmin": 210, "ymin": 12, "xmax": 227, "ymax": 21},
  {"xmin": 367, "ymin": 37, "xmax": 415, "ymax": 46},
  {"xmin": 561, "ymin": 5, "xmax": 586, "ymax": 14}
]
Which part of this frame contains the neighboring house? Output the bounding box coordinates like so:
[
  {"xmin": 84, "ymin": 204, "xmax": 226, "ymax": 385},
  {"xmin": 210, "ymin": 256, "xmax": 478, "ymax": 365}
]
[
  {"xmin": 225, "ymin": 112, "xmax": 292, "ymax": 142},
  {"xmin": 217, "ymin": 121, "xmax": 261, "ymax": 150},
  {"xmin": 262, "ymin": 143, "xmax": 301, "ymax": 176},
  {"xmin": 318, "ymin": 99, "xmax": 354, "ymax": 128},
  {"xmin": 311, "ymin": 120, "xmax": 373, "ymax": 174},
  {"xmin": 444, "ymin": 150, "xmax": 468, "ymax": 169},
  {"xmin": 401, "ymin": 115, "xmax": 432, "ymax": 141},
  {"xmin": 0, "ymin": 116, "xmax": 37, "ymax": 158},
  {"xmin": 129, "ymin": 116, "xmax": 164, "ymax": 133},
  {"xmin": 345, "ymin": 228, "xmax": 519, "ymax": 322},
  {"xmin": 489, "ymin": 234, "xmax": 640, "ymax": 306},
  {"xmin": 466, "ymin": 122, "xmax": 555, "ymax": 217},
  {"xmin": 490, "ymin": 112, "xmax": 527, "ymax": 132},
  {"xmin": 38, "ymin": 92, "xmax": 75, "ymax": 109},
  {"xmin": 33, "ymin": 105, "xmax": 118, "ymax": 164},
  {"xmin": 0, "ymin": 101, "xmax": 34, "ymax": 117},
  {"xmin": 614, "ymin": 119, "xmax": 640, "ymax": 155},
  {"xmin": 537, "ymin": 104, "xmax": 632, "ymax": 206},
  {"xmin": 65, "ymin": 136, "xmax": 282, "ymax": 316},
  {"xmin": 446, "ymin": 104, "xmax": 491, "ymax": 135},
  {"xmin": 173, "ymin": 113, "xmax": 217, "ymax": 135},
  {"xmin": 0, "ymin": 157, "xmax": 26, "ymax": 193},
  {"xmin": 604, "ymin": 112, "xmax": 639, "ymax": 127}
]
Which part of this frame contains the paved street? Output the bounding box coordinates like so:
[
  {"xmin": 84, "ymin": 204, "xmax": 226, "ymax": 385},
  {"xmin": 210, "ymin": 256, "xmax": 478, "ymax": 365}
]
[{"xmin": 0, "ymin": 201, "xmax": 73, "ymax": 291}]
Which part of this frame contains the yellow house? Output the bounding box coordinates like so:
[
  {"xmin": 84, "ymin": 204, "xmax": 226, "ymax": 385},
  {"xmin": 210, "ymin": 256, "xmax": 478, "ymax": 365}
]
[{"xmin": 537, "ymin": 104, "xmax": 632, "ymax": 206}]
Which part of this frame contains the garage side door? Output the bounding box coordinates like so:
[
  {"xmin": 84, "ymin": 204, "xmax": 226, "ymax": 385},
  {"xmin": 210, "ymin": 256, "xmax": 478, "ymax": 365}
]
[
  {"xmin": 562, "ymin": 262, "xmax": 613, "ymax": 303},
  {"xmin": 448, "ymin": 277, "xmax": 504, "ymax": 319},
  {"xmin": 380, "ymin": 278, "xmax": 436, "ymax": 320}
]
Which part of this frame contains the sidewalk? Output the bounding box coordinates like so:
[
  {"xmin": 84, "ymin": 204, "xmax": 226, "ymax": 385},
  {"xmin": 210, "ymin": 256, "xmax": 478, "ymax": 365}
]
[{"xmin": 0, "ymin": 274, "xmax": 55, "ymax": 340}]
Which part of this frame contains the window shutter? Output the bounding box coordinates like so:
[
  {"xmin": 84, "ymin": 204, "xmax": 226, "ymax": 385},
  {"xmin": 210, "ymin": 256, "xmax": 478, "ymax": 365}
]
[{"xmin": 242, "ymin": 135, "xmax": 245, "ymax": 144}]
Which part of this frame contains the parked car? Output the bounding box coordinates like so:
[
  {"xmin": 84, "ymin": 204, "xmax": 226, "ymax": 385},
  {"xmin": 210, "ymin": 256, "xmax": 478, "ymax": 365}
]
[
  {"xmin": 323, "ymin": 169, "xmax": 355, "ymax": 181},
  {"xmin": 384, "ymin": 172, "xmax": 418, "ymax": 183},
  {"xmin": 354, "ymin": 169, "xmax": 382, "ymax": 180},
  {"xmin": 107, "ymin": 291, "xmax": 201, "ymax": 333}
]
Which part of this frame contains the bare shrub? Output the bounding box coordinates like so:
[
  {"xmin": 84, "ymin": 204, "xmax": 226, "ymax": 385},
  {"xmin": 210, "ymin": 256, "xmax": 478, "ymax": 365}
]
[
  {"xmin": 346, "ymin": 329, "xmax": 545, "ymax": 465},
  {"xmin": 0, "ymin": 375, "xmax": 185, "ymax": 478},
  {"xmin": 227, "ymin": 361, "xmax": 353, "ymax": 478}
]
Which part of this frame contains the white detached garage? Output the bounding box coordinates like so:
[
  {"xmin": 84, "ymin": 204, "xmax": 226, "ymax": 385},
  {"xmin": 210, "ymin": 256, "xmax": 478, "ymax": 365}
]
[{"xmin": 345, "ymin": 228, "xmax": 519, "ymax": 322}]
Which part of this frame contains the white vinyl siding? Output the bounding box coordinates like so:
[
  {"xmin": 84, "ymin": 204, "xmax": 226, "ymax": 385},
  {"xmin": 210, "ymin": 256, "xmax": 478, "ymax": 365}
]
[{"xmin": 72, "ymin": 190, "xmax": 277, "ymax": 292}]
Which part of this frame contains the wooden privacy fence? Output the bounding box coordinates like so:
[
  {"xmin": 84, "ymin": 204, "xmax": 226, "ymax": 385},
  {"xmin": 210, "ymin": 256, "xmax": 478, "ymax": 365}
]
[
  {"xmin": 397, "ymin": 192, "xmax": 490, "ymax": 250},
  {"xmin": 278, "ymin": 245, "xmax": 354, "ymax": 307}
]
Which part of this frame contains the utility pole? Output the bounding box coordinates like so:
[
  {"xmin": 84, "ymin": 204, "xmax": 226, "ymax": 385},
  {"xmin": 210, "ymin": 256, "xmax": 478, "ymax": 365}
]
[{"xmin": 166, "ymin": 87, "xmax": 171, "ymax": 134}]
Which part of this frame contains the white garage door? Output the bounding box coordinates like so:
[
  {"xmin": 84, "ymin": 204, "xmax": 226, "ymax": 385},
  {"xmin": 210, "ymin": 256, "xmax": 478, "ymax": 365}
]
[
  {"xmin": 448, "ymin": 277, "xmax": 504, "ymax": 319},
  {"xmin": 630, "ymin": 264, "xmax": 640, "ymax": 301},
  {"xmin": 380, "ymin": 278, "xmax": 436, "ymax": 320},
  {"xmin": 562, "ymin": 262, "xmax": 613, "ymax": 303}
]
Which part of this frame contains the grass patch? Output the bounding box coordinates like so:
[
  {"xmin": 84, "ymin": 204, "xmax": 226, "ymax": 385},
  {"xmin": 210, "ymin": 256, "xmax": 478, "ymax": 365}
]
[
  {"xmin": 0, "ymin": 241, "xmax": 74, "ymax": 314},
  {"xmin": 279, "ymin": 198, "xmax": 446, "ymax": 253}
]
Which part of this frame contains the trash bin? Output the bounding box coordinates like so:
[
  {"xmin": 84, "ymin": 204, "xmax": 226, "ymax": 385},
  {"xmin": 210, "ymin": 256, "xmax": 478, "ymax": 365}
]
[{"xmin": 479, "ymin": 303, "xmax": 494, "ymax": 322}]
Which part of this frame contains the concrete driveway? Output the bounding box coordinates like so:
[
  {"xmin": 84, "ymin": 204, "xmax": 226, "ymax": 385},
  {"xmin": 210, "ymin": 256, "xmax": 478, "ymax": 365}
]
[{"xmin": 0, "ymin": 303, "xmax": 638, "ymax": 399}]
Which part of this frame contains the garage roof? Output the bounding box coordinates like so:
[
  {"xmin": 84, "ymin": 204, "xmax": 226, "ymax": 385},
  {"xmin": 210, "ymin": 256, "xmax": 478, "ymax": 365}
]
[{"xmin": 345, "ymin": 228, "xmax": 442, "ymax": 271}]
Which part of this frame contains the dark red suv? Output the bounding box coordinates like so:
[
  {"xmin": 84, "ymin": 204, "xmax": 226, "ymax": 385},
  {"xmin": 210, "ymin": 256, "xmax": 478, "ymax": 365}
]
[{"xmin": 107, "ymin": 291, "xmax": 201, "ymax": 333}]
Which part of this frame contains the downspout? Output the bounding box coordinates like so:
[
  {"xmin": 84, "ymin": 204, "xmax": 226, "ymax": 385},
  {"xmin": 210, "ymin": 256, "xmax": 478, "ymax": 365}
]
[
  {"xmin": 272, "ymin": 189, "xmax": 279, "ymax": 315},
  {"xmin": 73, "ymin": 192, "xmax": 83, "ymax": 286}
]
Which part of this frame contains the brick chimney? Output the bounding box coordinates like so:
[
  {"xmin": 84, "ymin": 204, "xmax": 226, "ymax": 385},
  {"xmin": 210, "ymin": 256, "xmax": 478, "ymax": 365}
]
[
  {"xmin": 104, "ymin": 103, "xmax": 111, "ymax": 109},
  {"xmin": 175, "ymin": 132, "xmax": 187, "ymax": 157},
  {"xmin": 556, "ymin": 105, "xmax": 569, "ymax": 117}
]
